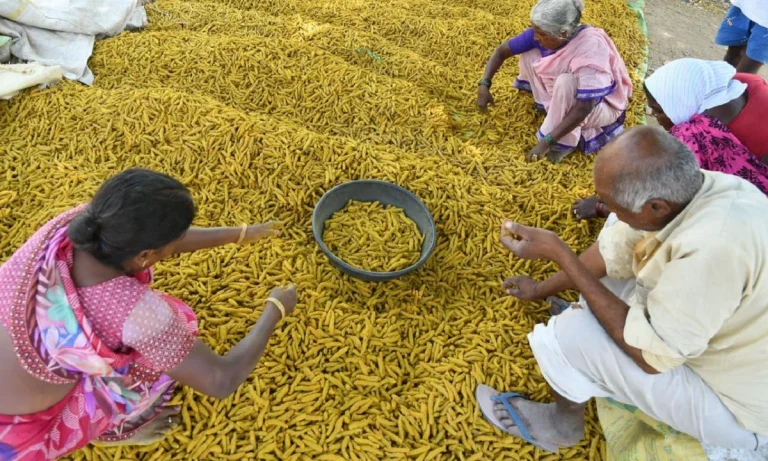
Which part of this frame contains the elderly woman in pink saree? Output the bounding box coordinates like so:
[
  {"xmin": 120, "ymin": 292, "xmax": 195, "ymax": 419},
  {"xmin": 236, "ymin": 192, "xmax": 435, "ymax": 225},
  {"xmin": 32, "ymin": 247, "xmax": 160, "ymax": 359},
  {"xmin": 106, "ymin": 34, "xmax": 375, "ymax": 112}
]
[
  {"xmin": 476, "ymin": 0, "xmax": 632, "ymax": 163},
  {"xmin": 0, "ymin": 169, "xmax": 298, "ymax": 460}
]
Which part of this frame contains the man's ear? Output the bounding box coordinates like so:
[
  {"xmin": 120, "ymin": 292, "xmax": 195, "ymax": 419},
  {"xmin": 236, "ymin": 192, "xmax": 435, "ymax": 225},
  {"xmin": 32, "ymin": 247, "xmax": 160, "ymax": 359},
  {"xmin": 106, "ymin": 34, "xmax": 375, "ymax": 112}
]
[{"xmin": 647, "ymin": 199, "xmax": 672, "ymax": 216}]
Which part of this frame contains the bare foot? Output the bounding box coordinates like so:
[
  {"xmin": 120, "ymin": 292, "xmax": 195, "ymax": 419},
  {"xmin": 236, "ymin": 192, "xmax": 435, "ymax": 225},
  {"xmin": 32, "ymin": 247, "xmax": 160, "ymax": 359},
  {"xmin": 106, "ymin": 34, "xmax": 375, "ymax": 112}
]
[
  {"xmin": 476, "ymin": 385, "xmax": 584, "ymax": 453},
  {"xmin": 571, "ymin": 195, "xmax": 608, "ymax": 220},
  {"xmin": 546, "ymin": 147, "xmax": 574, "ymax": 164},
  {"xmin": 92, "ymin": 406, "xmax": 181, "ymax": 447},
  {"xmin": 533, "ymin": 103, "xmax": 547, "ymax": 115},
  {"xmin": 492, "ymin": 397, "xmax": 584, "ymax": 448}
]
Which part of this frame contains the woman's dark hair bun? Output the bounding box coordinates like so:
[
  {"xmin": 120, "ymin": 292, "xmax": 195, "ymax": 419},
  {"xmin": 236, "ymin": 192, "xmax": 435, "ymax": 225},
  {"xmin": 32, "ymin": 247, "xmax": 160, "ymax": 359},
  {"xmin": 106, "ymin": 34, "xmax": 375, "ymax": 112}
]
[
  {"xmin": 68, "ymin": 211, "xmax": 102, "ymax": 250},
  {"xmin": 68, "ymin": 168, "xmax": 196, "ymax": 270}
]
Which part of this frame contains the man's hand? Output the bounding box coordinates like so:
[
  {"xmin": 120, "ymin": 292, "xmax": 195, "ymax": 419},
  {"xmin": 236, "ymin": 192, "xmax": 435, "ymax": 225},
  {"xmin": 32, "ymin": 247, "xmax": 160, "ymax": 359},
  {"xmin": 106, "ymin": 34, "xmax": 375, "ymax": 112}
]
[
  {"xmin": 526, "ymin": 140, "xmax": 550, "ymax": 162},
  {"xmin": 500, "ymin": 220, "xmax": 570, "ymax": 262},
  {"xmin": 476, "ymin": 86, "xmax": 495, "ymax": 113},
  {"xmin": 502, "ymin": 275, "xmax": 545, "ymax": 301}
]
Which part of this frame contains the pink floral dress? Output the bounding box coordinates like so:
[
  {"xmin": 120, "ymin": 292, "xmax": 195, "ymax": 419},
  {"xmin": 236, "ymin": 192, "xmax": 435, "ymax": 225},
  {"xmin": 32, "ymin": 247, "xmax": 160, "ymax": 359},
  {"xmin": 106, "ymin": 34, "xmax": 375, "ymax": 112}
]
[{"xmin": 671, "ymin": 114, "xmax": 768, "ymax": 195}]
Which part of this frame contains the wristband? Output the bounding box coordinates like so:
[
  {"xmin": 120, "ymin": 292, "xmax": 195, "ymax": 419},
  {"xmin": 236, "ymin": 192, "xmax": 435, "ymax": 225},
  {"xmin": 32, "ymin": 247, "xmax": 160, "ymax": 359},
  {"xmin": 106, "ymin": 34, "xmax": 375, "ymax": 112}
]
[
  {"xmin": 266, "ymin": 297, "xmax": 286, "ymax": 320},
  {"xmin": 478, "ymin": 78, "xmax": 492, "ymax": 88},
  {"xmin": 544, "ymin": 133, "xmax": 555, "ymax": 146}
]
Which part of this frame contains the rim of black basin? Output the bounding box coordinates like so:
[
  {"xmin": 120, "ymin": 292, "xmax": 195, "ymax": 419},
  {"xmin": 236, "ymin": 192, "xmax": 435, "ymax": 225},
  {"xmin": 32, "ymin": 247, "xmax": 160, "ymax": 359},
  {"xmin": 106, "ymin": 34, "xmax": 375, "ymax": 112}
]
[{"xmin": 312, "ymin": 180, "xmax": 437, "ymax": 282}]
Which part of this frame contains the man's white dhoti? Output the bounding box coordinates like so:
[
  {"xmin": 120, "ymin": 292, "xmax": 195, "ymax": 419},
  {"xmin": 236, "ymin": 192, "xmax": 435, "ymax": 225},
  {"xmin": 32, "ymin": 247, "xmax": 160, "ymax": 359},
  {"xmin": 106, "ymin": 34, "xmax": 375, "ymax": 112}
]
[{"xmin": 528, "ymin": 276, "xmax": 765, "ymax": 450}]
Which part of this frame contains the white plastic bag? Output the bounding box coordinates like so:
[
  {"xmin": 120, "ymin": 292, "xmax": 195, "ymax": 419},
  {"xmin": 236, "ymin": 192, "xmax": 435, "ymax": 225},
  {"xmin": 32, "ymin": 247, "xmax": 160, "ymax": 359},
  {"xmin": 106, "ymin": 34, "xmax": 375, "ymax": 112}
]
[
  {"xmin": 0, "ymin": 19, "xmax": 94, "ymax": 83},
  {"xmin": 0, "ymin": 0, "xmax": 145, "ymax": 37},
  {"xmin": 0, "ymin": 35, "xmax": 10, "ymax": 62},
  {"xmin": 0, "ymin": 62, "xmax": 62, "ymax": 99},
  {"xmin": 0, "ymin": 0, "xmax": 146, "ymax": 83}
]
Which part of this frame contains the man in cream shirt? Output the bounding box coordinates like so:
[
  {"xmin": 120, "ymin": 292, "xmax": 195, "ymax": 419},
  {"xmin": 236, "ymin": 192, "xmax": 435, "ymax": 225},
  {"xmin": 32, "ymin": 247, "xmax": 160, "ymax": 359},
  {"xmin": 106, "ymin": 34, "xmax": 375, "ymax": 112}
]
[{"xmin": 474, "ymin": 126, "xmax": 768, "ymax": 453}]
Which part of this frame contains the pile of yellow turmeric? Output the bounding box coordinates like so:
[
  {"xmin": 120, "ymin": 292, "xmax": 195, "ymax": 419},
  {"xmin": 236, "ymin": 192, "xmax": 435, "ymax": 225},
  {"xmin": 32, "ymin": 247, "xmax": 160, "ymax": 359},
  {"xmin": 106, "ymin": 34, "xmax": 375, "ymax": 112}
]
[{"xmin": 0, "ymin": 0, "xmax": 645, "ymax": 459}]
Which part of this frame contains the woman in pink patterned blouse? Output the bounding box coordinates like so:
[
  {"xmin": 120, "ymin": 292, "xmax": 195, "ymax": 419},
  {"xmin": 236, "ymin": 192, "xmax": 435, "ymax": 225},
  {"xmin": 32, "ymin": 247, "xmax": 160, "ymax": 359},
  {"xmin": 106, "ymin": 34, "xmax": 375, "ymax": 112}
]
[{"xmin": 0, "ymin": 169, "xmax": 297, "ymax": 460}]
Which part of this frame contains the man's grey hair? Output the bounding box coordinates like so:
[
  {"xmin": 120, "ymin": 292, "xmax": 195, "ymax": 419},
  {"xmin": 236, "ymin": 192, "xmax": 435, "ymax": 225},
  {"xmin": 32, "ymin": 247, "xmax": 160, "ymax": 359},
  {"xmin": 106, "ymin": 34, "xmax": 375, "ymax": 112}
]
[
  {"xmin": 610, "ymin": 132, "xmax": 701, "ymax": 212},
  {"xmin": 530, "ymin": 0, "xmax": 584, "ymax": 37}
]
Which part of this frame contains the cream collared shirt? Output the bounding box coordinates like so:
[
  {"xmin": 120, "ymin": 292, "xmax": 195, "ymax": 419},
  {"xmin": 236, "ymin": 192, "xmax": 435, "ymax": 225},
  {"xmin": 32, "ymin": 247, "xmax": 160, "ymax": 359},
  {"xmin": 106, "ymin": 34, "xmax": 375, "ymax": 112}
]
[{"xmin": 598, "ymin": 171, "xmax": 768, "ymax": 436}]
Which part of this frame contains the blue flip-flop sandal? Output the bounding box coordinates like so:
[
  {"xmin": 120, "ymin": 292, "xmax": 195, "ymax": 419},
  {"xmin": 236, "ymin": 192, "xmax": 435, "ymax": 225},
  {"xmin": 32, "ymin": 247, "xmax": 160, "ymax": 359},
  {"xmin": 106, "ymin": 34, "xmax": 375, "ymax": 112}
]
[
  {"xmin": 547, "ymin": 296, "xmax": 571, "ymax": 316},
  {"xmin": 475, "ymin": 384, "xmax": 560, "ymax": 453}
]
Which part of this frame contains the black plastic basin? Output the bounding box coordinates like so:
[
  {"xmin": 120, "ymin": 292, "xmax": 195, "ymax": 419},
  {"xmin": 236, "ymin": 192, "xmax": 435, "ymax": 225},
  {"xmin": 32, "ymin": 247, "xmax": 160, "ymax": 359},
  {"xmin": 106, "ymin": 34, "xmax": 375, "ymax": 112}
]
[{"xmin": 312, "ymin": 180, "xmax": 437, "ymax": 281}]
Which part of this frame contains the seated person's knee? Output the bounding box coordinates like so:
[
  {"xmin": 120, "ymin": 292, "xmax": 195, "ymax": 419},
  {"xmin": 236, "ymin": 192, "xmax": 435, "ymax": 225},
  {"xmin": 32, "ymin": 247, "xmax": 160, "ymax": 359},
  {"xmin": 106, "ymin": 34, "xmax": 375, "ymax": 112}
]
[
  {"xmin": 554, "ymin": 308, "xmax": 611, "ymax": 369},
  {"xmin": 553, "ymin": 72, "xmax": 578, "ymax": 92}
]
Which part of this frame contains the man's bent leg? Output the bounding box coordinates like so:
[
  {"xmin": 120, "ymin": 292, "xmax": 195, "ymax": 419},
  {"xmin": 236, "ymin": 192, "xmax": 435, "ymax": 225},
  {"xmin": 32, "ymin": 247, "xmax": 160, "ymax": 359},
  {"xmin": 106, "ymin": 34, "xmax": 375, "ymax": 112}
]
[
  {"xmin": 529, "ymin": 302, "xmax": 760, "ymax": 449},
  {"xmin": 724, "ymin": 45, "xmax": 747, "ymax": 69},
  {"xmin": 740, "ymin": 23, "xmax": 768, "ymax": 74}
]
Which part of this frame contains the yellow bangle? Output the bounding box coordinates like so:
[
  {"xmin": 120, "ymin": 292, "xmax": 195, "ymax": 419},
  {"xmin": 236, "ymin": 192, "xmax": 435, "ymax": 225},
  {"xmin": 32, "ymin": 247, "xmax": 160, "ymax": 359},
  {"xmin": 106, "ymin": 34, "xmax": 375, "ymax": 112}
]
[
  {"xmin": 266, "ymin": 297, "xmax": 286, "ymax": 320},
  {"xmin": 235, "ymin": 223, "xmax": 248, "ymax": 245}
]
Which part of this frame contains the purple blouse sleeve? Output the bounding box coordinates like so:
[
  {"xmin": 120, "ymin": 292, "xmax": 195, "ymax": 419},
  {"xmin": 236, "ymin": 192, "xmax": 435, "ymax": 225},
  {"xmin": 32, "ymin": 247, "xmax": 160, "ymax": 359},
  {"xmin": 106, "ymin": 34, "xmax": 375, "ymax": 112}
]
[{"xmin": 507, "ymin": 28, "xmax": 537, "ymax": 55}]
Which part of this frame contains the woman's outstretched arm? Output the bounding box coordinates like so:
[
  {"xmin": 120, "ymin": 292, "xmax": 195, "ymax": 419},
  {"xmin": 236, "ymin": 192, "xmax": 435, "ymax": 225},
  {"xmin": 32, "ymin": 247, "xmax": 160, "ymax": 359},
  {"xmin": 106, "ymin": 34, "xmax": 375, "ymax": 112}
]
[
  {"xmin": 173, "ymin": 222, "xmax": 280, "ymax": 253},
  {"xmin": 167, "ymin": 285, "xmax": 297, "ymax": 399}
]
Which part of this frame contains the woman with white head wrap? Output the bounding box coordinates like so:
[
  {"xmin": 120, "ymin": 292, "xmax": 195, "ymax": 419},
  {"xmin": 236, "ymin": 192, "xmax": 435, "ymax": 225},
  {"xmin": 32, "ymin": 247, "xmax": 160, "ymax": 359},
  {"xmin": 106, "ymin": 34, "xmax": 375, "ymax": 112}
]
[
  {"xmin": 476, "ymin": 0, "xmax": 633, "ymax": 163},
  {"xmin": 572, "ymin": 58, "xmax": 768, "ymax": 221},
  {"xmin": 644, "ymin": 58, "xmax": 747, "ymax": 127},
  {"xmin": 644, "ymin": 58, "xmax": 767, "ymax": 157}
]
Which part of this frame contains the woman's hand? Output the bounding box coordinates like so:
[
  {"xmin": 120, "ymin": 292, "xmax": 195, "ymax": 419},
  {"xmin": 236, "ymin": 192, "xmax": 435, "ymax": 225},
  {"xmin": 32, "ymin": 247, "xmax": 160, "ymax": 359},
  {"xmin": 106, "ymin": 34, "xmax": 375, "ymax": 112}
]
[
  {"xmin": 476, "ymin": 86, "xmax": 495, "ymax": 113},
  {"xmin": 268, "ymin": 284, "xmax": 298, "ymax": 317},
  {"xmin": 500, "ymin": 220, "xmax": 570, "ymax": 262},
  {"xmin": 526, "ymin": 140, "xmax": 550, "ymax": 162},
  {"xmin": 240, "ymin": 221, "xmax": 281, "ymax": 245},
  {"xmin": 502, "ymin": 275, "xmax": 545, "ymax": 301}
]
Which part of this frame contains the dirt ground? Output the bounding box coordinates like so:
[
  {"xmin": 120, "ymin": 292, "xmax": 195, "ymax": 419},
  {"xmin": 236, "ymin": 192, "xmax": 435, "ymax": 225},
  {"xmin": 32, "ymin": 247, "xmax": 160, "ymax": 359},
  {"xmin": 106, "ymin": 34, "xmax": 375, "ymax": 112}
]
[
  {"xmin": 645, "ymin": 0, "xmax": 768, "ymax": 79},
  {"xmin": 642, "ymin": 3, "xmax": 768, "ymax": 459}
]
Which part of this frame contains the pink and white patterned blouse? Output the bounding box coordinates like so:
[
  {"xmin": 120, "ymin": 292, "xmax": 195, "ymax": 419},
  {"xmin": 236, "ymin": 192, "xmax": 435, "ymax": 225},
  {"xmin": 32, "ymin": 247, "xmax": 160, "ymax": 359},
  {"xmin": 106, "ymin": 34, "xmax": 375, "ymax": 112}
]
[{"xmin": 78, "ymin": 275, "xmax": 196, "ymax": 373}]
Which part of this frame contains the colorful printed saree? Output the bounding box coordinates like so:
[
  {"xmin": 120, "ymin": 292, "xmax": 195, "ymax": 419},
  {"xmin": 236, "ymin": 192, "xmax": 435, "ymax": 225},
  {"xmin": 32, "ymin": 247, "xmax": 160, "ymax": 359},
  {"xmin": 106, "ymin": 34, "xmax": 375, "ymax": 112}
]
[{"xmin": 0, "ymin": 207, "xmax": 197, "ymax": 460}]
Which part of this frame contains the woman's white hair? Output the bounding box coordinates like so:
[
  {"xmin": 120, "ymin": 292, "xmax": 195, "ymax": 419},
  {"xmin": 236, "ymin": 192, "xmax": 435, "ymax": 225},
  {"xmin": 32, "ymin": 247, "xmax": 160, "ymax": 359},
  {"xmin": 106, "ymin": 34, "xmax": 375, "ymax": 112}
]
[
  {"xmin": 530, "ymin": 0, "xmax": 584, "ymax": 37},
  {"xmin": 610, "ymin": 132, "xmax": 701, "ymax": 213}
]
